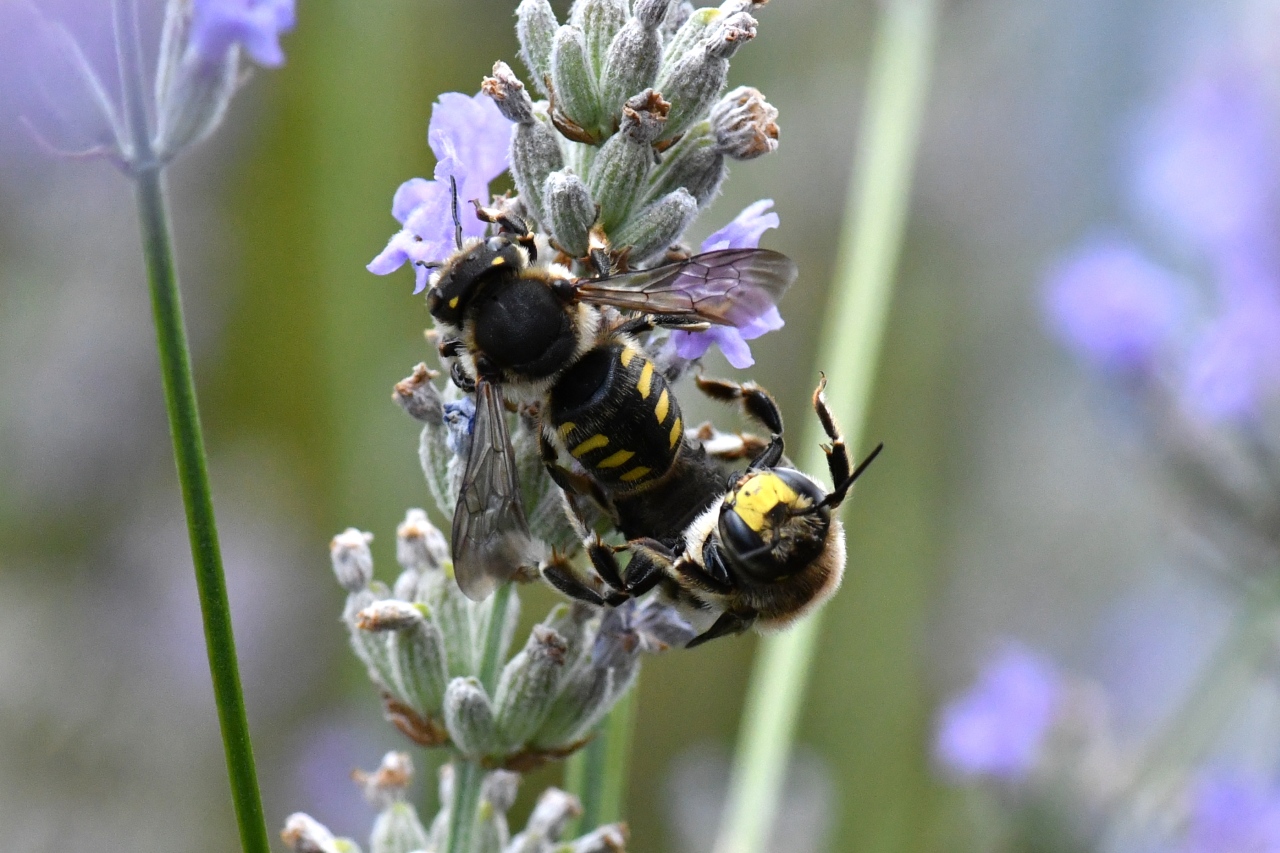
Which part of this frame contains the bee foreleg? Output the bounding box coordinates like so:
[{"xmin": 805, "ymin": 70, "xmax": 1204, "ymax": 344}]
[
  {"xmin": 541, "ymin": 556, "xmax": 609, "ymax": 607},
  {"xmin": 686, "ymin": 610, "xmax": 755, "ymax": 648},
  {"xmin": 672, "ymin": 552, "xmax": 733, "ymax": 595},
  {"xmin": 586, "ymin": 538, "xmax": 627, "ymax": 591}
]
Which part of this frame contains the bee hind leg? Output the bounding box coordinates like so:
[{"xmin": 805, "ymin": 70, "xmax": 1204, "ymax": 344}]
[
  {"xmin": 687, "ymin": 610, "xmax": 755, "ymax": 648},
  {"xmin": 541, "ymin": 551, "xmax": 627, "ymax": 607}
]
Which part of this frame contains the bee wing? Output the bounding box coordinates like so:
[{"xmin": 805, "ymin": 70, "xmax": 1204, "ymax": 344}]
[
  {"xmin": 451, "ymin": 379, "xmax": 542, "ymax": 601},
  {"xmin": 573, "ymin": 249, "xmax": 797, "ymax": 327}
]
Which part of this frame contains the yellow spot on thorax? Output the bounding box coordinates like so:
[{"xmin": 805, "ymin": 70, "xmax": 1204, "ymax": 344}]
[
  {"xmin": 491, "ymin": 256, "xmax": 506, "ymax": 265},
  {"xmin": 619, "ymin": 466, "xmax": 652, "ymax": 482},
  {"xmin": 448, "ymin": 296, "xmax": 459, "ymax": 309},
  {"xmin": 636, "ymin": 361, "xmax": 654, "ymax": 398},
  {"xmin": 571, "ymin": 434, "xmax": 609, "ymax": 457},
  {"xmin": 729, "ymin": 473, "xmax": 800, "ymax": 534},
  {"xmin": 669, "ymin": 416, "xmax": 682, "ymax": 448},
  {"xmin": 654, "ymin": 388, "xmax": 669, "ymax": 422},
  {"xmin": 596, "ymin": 449, "xmax": 635, "ymax": 468}
]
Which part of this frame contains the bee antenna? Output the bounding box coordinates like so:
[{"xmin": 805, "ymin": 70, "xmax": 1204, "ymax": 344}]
[
  {"xmin": 449, "ymin": 175, "xmax": 463, "ymax": 250},
  {"xmin": 415, "ymin": 260, "xmax": 445, "ymax": 270}
]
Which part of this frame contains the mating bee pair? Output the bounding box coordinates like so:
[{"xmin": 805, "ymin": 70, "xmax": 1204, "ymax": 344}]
[{"xmin": 422, "ymin": 187, "xmax": 880, "ymax": 647}]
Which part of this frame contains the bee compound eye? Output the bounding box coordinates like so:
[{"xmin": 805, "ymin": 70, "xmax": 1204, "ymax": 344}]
[{"xmin": 718, "ymin": 506, "xmax": 765, "ymax": 560}]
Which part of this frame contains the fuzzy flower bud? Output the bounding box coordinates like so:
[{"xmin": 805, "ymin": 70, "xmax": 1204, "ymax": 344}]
[
  {"xmin": 643, "ymin": 120, "xmax": 726, "ymax": 208},
  {"xmin": 353, "ymin": 751, "xmax": 414, "ymax": 808},
  {"xmin": 330, "ymin": 528, "xmax": 374, "ymax": 592},
  {"xmin": 494, "ymin": 625, "xmax": 571, "ymax": 750},
  {"xmin": 569, "ymin": 824, "xmax": 630, "ymax": 852},
  {"xmin": 661, "ymin": 6, "xmax": 720, "ymax": 66},
  {"xmin": 395, "ymin": 508, "xmax": 449, "ymax": 574},
  {"xmin": 484, "ymin": 63, "xmax": 564, "ymax": 225},
  {"xmin": 356, "ymin": 600, "xmax": 426, "ymax": 633},
  {"xmin": 551, "ymin": 25, "xmax": 603, "ymax": 140},
  {"xmin": 612, "ymin": 187, "xmax": 698, "ymax": 264},
  {"xmin": 509, "ymin": 788, "xmax": 583, "ymax": 852},
  {"xmin": 472, "ymin": 770, "xmax": 521, "ymax": 852},
  {"xmin": 711, "ymin": 85, "xmax": 779, "ymax": 160},
  {"xmin": 543, "ymin": 170, "xmax": 598, "ymax": 257},
  {"xmin": 444, "ymin": 677, "xmax": 499, "ymax": 757},
  {"xmin": 589, "ymin": 90, "xmax": 670, "ymax": 229},
  {"xmin": 656, "ymin": 11, "xmax": 757, "ymax": 140},
  {"xmin": 281, "ymin": 813, "xmax": 344, "ymax": 853},
  {"xmin": 392, "ymin": 363, "xmax": 444, "ymax": 424},
  {"xmin": 516, "ymin": 0, "xmax": 559, "ymax": 96},
  {"xmin": 597, "ymin": 0, "xmax": 669, "ymax": 120},
  {"xmin": 370, "ymin": 801, "xmax": 429, "ymax": 853},
  {"xmin": 572, "ymin": 0, "xmax": 628, "ymax": 75}
]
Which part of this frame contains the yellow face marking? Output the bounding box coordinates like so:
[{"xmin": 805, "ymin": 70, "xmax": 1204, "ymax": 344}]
[
  {"xmin": 557, "ymin": 421, "xmax": 577, "ymax": 438},
  {"xmin": 729, "ymin": 473, "xmax": 800, "ymax": 535},
  {"xmin": 448, "ymin": 296, "xmax": 459, "ymax": 309},
  {"xmin": 619, "ymin": 466, "xmax": 652, "ymax": 482},
  {"xmin": 571, "ymin": 434, "xmax": 609, "ymax": 457},
  {"xmin": 669, "ymin": 416, "xmax": 682, "ymax": 449},
  {"xmin": 654, "ymin": 389, "xmax": 670, "ymax": 422},
  {"xmin": 619, "ymin": 347, "xmax": 637, "ymax": 368},
  {"xmin": 491, "ymin": 256, "xmax": 505, "ymax": 266},
  {"xmin": 596, "ymin": 449, "xmax": 635, "ymax": 469},
  {"xmin": 636, "ymin": 361, "xmax": 654, "ymax": 398}
]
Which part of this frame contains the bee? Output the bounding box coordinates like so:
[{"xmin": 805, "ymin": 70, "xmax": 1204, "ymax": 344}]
[
  {"xmin": 543, "ymin": 374, "xmax": 882, "ymax": 647},
  {"xmin": 422, "ymin": 185, "xmax": 797, "ymax": 601}
]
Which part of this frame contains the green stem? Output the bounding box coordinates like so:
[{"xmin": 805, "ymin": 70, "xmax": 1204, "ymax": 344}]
[
  {"xmin": 112, "ymin": 4, "xmax": 270, "ymax": 853},
  {"xmin": 446, "ymin": 583, "xmax": 515, "ymax": 853},
  {"xmin": 712, "ymin": 2, "xmax": 938, "ymax": 852}
]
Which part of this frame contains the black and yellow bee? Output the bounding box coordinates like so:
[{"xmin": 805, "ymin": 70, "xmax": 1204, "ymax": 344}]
[
  {"xmin": 422, "ymin": 192, "xmax": 797, "ymax": 601},
  {"xmin": 544, "ymin": 374, "xmax": 882, "ymax": 647}
]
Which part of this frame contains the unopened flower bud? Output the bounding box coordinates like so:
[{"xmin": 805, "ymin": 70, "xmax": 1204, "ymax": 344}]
[
  {"xmin": 711, "ymin": 85, "xmax": 778, "ymax": 160},
  {"xmin": 396, "ymin": 508, "xmax": 448, "ymax": 574},
  {"xmin": 494, "ymin": 625, "xmax": 571, "ymax": 750},
  {"xmin": 356, "ymin": 600, "xmax": 426, "ymax": 632},
  {"xmin": 483, "ymin": 62, "xmax": 536, "ymax": 124},
  {"xmin": 483, "ymin": 769, "xmax": 522, "ymax": 816},
  {"xmin": 353, "ymin": 751, "xmax": 414, "ymax": 808},
  {"xmin": 154, "ymin": 50, "xmax": 238, "ymax": 160},
  {"xmin": 509, "ymin": 105, "xmax": 565, "ymax": 228},
  {"xmin": 569, "ymin": 824, "xmax": 630, "ymax": 853},
  {"xmin": 656, "ymin": 12, "xmax": 757, "ymax": 140},
  {"xmin": 551, "ymin": 25, "xmax": 603, "ymax": 139},
  {"xmin": 471, "ymin": 769, "xmax": 521, "ymax": 853},
  {"xmin": 543, "ymin": 170, "xmax": 598, "ymax": 257},
  {"xmin": 597, "ymin": 0, "xmax": 668, "ymax": 119},
  {"xmin": 344, "ymin": 587, "xmax": 398, "ymax": 694},
  {"xmin": 370, "ymin": 801, "xmax": 429, "ymax": 853},
  {"xmin": 519, "ymin": 788, "xmax": 583, "ymax": 848},
  {"xmin": 331, "ymin": 528, "xmax": 374, "ymax": 592},
  {"xmin": 393, "ymin": 363, "xmax": 444, "ymax": 424},
  {"xmin": 661, "ymin": 5, "xmax": 718, "ymax": 65},
  {"xmin": 443, "ymin": 677, "xmax": 499, "ymax": 758},
  {"xmin": 516, "ymin": 0, "xmax": 559, "ymax": 95},
  {"xmin": 589, "ymin": 90, "xmax": 669, "ymax": 229},
  {"xmin": 612, "ymin": 187, "xmax": 698, "ymax": 264},
  {"xmin": 281, "ymin": 813, "xmax": 343, "ymax": 853},
  {"xmin": 572, "ymin": 0, "xmax": 628, "ymax": 74},
  {"xmin": 643, "ymin": 120, "xmax": 725, "ymax": 207}
]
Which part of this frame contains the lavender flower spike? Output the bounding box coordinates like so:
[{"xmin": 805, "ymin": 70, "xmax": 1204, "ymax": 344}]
[
  {"xmin": 1042, "ymin": 236, "xmax": 1184, "ymax": 375},
  {"xmin": 189, "ymin": 0, "xmax": 296, "ymax": 69},
  {"xmin": 1180, "ymin": 771, "xmax": 1280, "ymax": 853},
  {"xmin": 368, "ymin": 93, "xmax": 515, "ymax": 293},
  {"xmin": 934, "ymin": 643, "xmax": 1063, "ymax": 781},
  {"xmin": 671, "ymin": 199, "xmax": 786, "ymax": 369}
]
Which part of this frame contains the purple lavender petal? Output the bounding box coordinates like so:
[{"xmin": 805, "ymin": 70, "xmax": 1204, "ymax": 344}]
[
  {"xmin": 189, "ymin": 0, "xmax": 296, "ymax": 69},
  {"xmin": 1129, "ymin": 67, "xmax": 1277, "ymax": 256},
  {"xmin": 1181, "ymin": 771, "xmax": 1280, "ymax": 853},
  {"xmin": 391, "ymin": 178, "xmax": 441, "ymax": 224},
  {"xmin": 671, "ymin": 330, "xmax": 714, "ymax": 361},
  {"xmin": 713, "ymin": 326, "xmax": 755, "ymax": 369},
  {"xmin": 701, "ymin": 199, "xmax": 779, "ymax": 252},
  {"xmin": 1043, "ymin": 237, "xmax": 1185, "ymax": 374},
  {"xmin": 934, "ymin": 644, "xmax": 1063, "ymax": 781},
  {"xmin": 429, "ymin": 92, "xmax": 514, "ymax": 190}
]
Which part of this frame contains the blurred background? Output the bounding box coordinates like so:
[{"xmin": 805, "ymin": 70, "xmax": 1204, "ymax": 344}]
[{"xmin": 3, "ymin": 0, "xmax": 1279, "ymax": 850}]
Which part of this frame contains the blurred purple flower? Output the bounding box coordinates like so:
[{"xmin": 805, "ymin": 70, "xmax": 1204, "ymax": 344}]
[
  {"xmin": 1180, "ymin": 771, "xmax": 1280, "ymax": 853},
  {"xmin": 1043, "ymin": 237, "xmax": 1185, "ymax": 374},
  {"xmin": 671, "ymin": 199, "xmax": 786, "ymax": 369},
  {"xmin": 934, "ymin": 644, "xmax": 1063, "ymax": 781},
  {"xmin": 1180, "ymin": 263, "xmax": 1280, "ymax": 422},
  {"xmin": 189, "ymin": 0, "xmax": 296, "ymax": 69},
  {"xmin": 368, "ymin": 92, "xmax": 514, "ymax": 293},
  {"xmin": 1129, "ymin": 67, "xmax": 1277, "ymax": 257}
]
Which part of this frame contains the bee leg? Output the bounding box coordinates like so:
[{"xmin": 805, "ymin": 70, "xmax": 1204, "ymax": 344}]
[
  {"xmin": 450, "ymin": 361, "xmax": 477, "ymax": 393},
  {"xmin": 686, "ymin": 610, "xmax": 755, "ymax": 648},
  {"xmin": 586, "ymin": 538, "xmax": 627, "ymax": 591},
  {"xmin": 694, "ymin": 375, "xmax": 784, "ymax": 434},
  {"xmin": 702, "ymin": 539, "xmax": 733, "ymax": 587},
  {"xmin": 622, "ymin": 538, "xmax": 676, "ymax": 596},
  {"xmin": 612, "ymin": 314, "xmax": 710, "ymax": 339},
  {"xmin": 539, "ymin": 433, "xmax": 614, "ymax": 524},
  {"xmin": 541, "ymin": 554, "xmax": 609, "ymax": 607},
  {"xmin": 812, "ymin": 376, "xmax": 884, "ymax": 509},
  {"xmin": 671, "ymin": 553, "xmax": 734, "ymax": 596}
]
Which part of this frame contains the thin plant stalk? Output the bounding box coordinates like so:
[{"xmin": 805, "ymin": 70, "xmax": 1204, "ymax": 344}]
[
  {"xmin": 445, "ymin": 582, "xmax": 515, "ymax": 853},
  {"xmin": 112, "ymin": 3, "xmax": 271, "ymax": 853},
  {"xmin": 712, "ymin": 2, "xmax": 939, "ymax": 852}
]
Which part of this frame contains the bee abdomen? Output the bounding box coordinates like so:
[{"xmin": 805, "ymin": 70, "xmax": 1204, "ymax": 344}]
[{"xmin": 549, "ymin": 343, "xmax": 684, "ymax": 493}]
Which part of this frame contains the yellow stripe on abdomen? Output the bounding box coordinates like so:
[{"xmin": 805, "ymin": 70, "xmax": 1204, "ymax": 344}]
[
  {"xmin": 619, "ymin": 466, "xmax": 652, "ymax": 482},
  {"xmin": 669, "ymin": 416, "xmax": 682, "ymax": 449},
  {"xmin": 571, "ymin": 434, "xmax": 609, "ymax": 457},
  {"xmin": 596, "ymin": 449, "xmax": 635, "ymax": 469},
  {"xmin": 654, "ymin": 388, "xmax": 669, "ymax": 422},
  {"xmin": 636, "ymin": 361, "xmax": 654, "ymax": 398}
]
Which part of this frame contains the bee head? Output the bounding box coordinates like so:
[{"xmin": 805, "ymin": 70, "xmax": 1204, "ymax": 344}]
[
  {"xmin": 426, "ymin": 236, "xmax": 525, "ymax": 325},
  {"xmin": 717, "ymin": 468, "xmax": 830, "ymax": 583}
]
